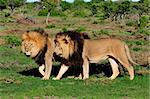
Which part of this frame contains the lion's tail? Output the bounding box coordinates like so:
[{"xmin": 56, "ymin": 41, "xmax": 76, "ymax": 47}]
[{"xmin": 124, "ymin": 44, "xmax": 139, "ymax": 65}]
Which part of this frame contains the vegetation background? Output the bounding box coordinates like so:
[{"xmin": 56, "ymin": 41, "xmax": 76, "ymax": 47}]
[{"xmin": 0, "ymin": 0, "xmax": 149, "ymax": 98}]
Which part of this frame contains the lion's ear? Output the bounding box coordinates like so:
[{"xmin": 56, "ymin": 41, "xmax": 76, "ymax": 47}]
[
  {"xmin": 42, "ymin": 32, "xmax": 48, "ymax": 37},
  {"xmin": 22, "ymin": 32, "xmax": 29, "ymax": 40}
]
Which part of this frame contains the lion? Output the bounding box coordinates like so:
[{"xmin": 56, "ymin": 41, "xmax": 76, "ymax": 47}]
[
  {"xmin": 21, "ymin": 29, "xmax": 55, "ymax": 80},
  {"xmin": 53, "ymin": 32, "xmax": 138, "ymax": 80},
  {"xmin": 21, "ymin": 30, "xmax": 89, "ymax": 80}
]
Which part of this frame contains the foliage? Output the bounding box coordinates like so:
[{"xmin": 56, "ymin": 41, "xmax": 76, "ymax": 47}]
[
  {"xmin": 46, "ymin": 24, "xmax": 56, "ymax": 28},
  {"xmin": 73, "ymin": 8, "xmax": 92, "ymax": 17},
  {"xmin": 139, "ymin": 15, "xmax": 149, "ymax": 29},
  {"xmin": 0, "ymin": 0, "xmax": 25, "ymax": 12},
  {"xmin": 126, "ymin": 20, "xmax": 138, "ymax": 27},
  {"xmin": 76, "ymin": 26, "xmax": 86, "ymax": 32},
  {"xmin": 38, "ymin": 9, "xmax": 48, "ymax": 16},
  {"xmin": 4, "ymin": 35, "xmax": 21, "ymax": 46}
]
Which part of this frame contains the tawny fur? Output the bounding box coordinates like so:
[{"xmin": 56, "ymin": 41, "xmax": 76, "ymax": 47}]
[
  {"xmin": 54, "ymin": 32, "xmax": 138, "ymax": 80},
  {"xmin": 21, "ymin": 30, "xmax": 54, "ymax": 80}
]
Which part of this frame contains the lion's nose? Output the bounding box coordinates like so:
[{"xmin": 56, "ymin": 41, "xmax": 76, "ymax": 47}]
[{"xmin": 25, "ymin": 52, "xmax": 31, "ymax": 57}]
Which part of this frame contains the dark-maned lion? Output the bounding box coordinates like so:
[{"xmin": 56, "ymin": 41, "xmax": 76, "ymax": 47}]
[
  {"xmin": 54, "ymin": 32, "xmax": 138, "ymax": 80},
  {"xmin": 21, "ymin": 30, "xmax": 89, "ymax": 80},
  {"xmin": 21, "ymin": 29, "xmax": 55, "ymax": 80}
]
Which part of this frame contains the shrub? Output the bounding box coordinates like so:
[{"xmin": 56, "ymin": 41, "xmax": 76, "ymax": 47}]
[
  {"xmin": 73, "ymin": 9, "xmax": 92, "ymax": 17},
  {"xmin": 5, "ymin": 36, "xmax": 21, "ymax": 46},
  {"xmin": 38, "ymin": 9, "xmax": 48, "ymax": 16},
  {"xmin": 99, "ymin": 29, "xmax": 112, "ymax": 35},
  {"xmin": 133, "ymin": 47, "xmax": 142, "ymax": 51},
  {"xmin": 132, "ymin": 28, "xmax": 150, "ymax": 36},
  {"xmin": 76, "ymin": 26, "xmax": 86, "ymax": 32},
  {"xmin": 62, "ymin": 27, "xmax": 68, "ymax": 32},
  {"xmin": 139, "ymin": 15, "xmax": 149, "ymax": 29},
  {"xmin": 0, "ymin": 17, "xmax": 16, "ymax": 23},
  {"xmin": 50, "ymin": 9, "xmax": 65, "ymax": 17},
  {"xmin": 46, "ymin": 24, "xmax": 56, "ymax": 29},
  {"xmin": 126, "ymin": 20, "xmax": 138, "ymax": 27},
  {"xmin": 91, "ymin": 29, "xmax": 112, "ymax": 38}
]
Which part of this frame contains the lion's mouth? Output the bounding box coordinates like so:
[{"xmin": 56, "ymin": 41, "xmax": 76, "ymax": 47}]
[
  {"xmin": 58, "ymin": 54, "xmax": 63, "ymax": 57},
  {"xmin": 24, "ymin": 52, "xmax": 31, "ymax": 57},
  {"xmin": 24, "ymin": 53, "xmax": 30, "ymax": 57}
]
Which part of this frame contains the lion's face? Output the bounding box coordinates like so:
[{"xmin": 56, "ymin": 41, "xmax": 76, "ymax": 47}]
[
  {"xmin": 54, "ymin": 35, "xmax": 74, "ymax": 59},
  {"xmin": 21, "ymin": 31, "xmax": 47, "ymax": 58},
  {"xmin": 21, "ymin": 39, "xmax": 40, "ymax": 57}
]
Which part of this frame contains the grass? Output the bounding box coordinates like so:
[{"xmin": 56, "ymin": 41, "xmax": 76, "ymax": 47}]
[
  {"xmin": 0, "ymin": 69, "xmax": 149, "ymax": 99},
  {"xmin": 0, "ymin": 44, "xmax": 149, "ymax": 98},
  {"xmin": 0, "ymin": 15, "xmax": 149, "ymax": 98}
]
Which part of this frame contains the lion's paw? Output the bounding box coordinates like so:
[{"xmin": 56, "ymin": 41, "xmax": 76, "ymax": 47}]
[
  {"xmin": 52, "ymin": 77, "xmax": 60, "ymax": 80},
  {"xmin": 42, "ymin": 77, "xmax": 49, "ymax": 80},
  {"xmin": 108, "ymin": 76, "xmax": 115, "ymax": 80}
]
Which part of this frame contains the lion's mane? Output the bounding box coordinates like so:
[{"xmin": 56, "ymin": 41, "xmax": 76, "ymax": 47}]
[
  {"xmin": 55, "ymin": 31, "xmax": 90, "ymax": 66},
  {"xmin": 22, "ymin": 29, "xmax": 49, "ymax": 66}
]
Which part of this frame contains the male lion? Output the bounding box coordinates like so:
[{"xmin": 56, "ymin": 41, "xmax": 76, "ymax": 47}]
[
  {"xmin": 21, "ymin": 30, "xmax": 88, "ymax": 80},
  {"xmin": 21, "ymin": 29, "xmax": 55, "ymax": 80},
  {"xmin": 54, "ymin": 32, "xmax": 138, "ymax": 80}
]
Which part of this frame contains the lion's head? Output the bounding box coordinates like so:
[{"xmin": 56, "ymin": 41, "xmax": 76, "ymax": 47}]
[
  {"xmin": 21, "ymin": 29, "xmax": 48, "ymax": 58},
  {"xmin": 54, "ymin": 31, "xmax": 89, "ymax": 65}
]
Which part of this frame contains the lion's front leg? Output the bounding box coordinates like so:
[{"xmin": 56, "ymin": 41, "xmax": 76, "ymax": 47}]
[
  {"xmin": 42, "ymin": 58, "xmax": 52, "ymax": 80},
  {"xmin": 83, "ymin": 58, "xmax": 89, "ymax": 80},
  {"xmin": 53, "ymin": 64, "xmax": 69, "ymax": 80},
  {"xmin": 108, "ymin": 58, "xmax": 120, "ymax": 80},
  {"xmin": 39, "ymin": 64, "xmax": 45, "ymax": 76}
]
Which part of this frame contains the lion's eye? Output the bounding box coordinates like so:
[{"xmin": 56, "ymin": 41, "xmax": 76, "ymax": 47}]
[
  {"xmin": 62, "ymin": 39, "xmax": 68, "ymax": 44},
  {"xmin": 54, "ymin": 39, "xmax": 58, "ymax": 43}
]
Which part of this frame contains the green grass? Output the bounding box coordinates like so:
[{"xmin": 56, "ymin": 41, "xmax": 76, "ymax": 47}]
[
  {"xmin": 0, "ymin": 39, "xmax": 149, "ymax": 98},
  {"xmin": 0, "ymin": 69, "xmax": 149, "ymax": 99}
]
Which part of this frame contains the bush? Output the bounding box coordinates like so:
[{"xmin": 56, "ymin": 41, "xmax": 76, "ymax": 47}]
[
  {"xmin": 126, "ymin": 20, "xmax": 138, "ymax": 27},
  {"xmin": 38, "ymin": 9, "xmax": 48, "ymax": 16},
  {"xmin": 46, "ymin": 24, "xmax": 56, "ymax": 29},
  {"xmin": 76, "ymin": 26, "xmax": 86, "ymax": 32},
  {"xmin": 73, "ymin": 9, "xmax": 92, "ymax": 17},
  {"xmin": 5, "ymin": 36, "xmax": 21, "ymax": 46},
  {"xmin": 132, "ymin": 28, "xmax": 150, "ymax": 36},
  {"xmin": 62, "ymin": 27, "xmax": 68, "ymax": 32},
  {"xmin": 99, "ymin": 29, "xmax": 112, "ymax": 35},
  {"xmin": 0, "ymin": 17, "xmax": 16, "ymax": 23},
  {"xmin": 50, "ymin": 9, "xmax": 65, "ymax": 17},
  {"xmin": 139, "ymin": 15, "xmax": 149, "ymax": 29},
  {"xmin": 137, "ymin": 28, "xmax": 150, "ymax": 36}
]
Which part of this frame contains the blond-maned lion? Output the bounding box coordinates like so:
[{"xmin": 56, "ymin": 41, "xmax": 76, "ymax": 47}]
[
  {"xmin": 21, "ymin": 29, "xmax": 55, "ymax": 80},
  {"xmin": 53, "ymin": 32, "xmax": 138, "ymax": 80},
  {"xmin": 21, "ymin": 30, "xmax": 89, "ymax": 80}
]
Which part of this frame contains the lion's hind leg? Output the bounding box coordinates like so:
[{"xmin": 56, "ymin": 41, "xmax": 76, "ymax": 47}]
[
  {"xmin": 117, "ymin": 57, "xmax": 134, "ymax": 80},
  {"xmin": 108, "ymin": 58, "xmax": 120, "ymax": 80},
  {"xmin": 125, "ymin": 65, "xmax": 134, "ymax": 80},
  {"xmin": 39, "ymin": 64, "xmax": 45, "ymax": 76}
]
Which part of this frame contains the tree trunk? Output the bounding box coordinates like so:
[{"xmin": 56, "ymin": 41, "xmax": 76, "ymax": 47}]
[{"xmin": 46, "ymin": 12, "xmax": 50, "ymax": 25}]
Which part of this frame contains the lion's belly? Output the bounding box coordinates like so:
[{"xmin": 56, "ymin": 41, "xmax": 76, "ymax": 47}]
[
  {"xmin": 83, "ymin": 40, "xmax": 111, "ymax": 63},
  {"xmin": 89, "ymin": 56, "xmax": 108, "ymax": 63}
]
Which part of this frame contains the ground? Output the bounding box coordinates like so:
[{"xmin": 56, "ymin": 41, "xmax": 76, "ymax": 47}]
[{"xmin": 0, "ymin": 15, "xmax": 149, "ymax": 98}]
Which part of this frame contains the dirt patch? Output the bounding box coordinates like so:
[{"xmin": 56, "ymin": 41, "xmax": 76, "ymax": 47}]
[
  {"xmin": 17, "ymin": 17, "xmax": 36, "ymax": 25},
  {"xmin": 0, "ymin": 29, "xmax": 25, "ymax": 36},
  {"xmin": 133, "ymin": 52, "xmax": 150, "ymax": 66},
  {"xmin": 0, "ymin": 39, "xmax": 6, "ymax": 45}
]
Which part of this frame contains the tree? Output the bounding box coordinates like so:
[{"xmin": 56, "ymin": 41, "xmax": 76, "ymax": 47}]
[
  {"xmin": 0, "ymin": 0, "xmax": 7, "ymax": 10},
  {"xmin": 41, "ymin": 0, "xmax": 61, "ymax": 8},
  {"xmin": 0, "ymin": 0, "xmax": 25, "ymax": 12}
]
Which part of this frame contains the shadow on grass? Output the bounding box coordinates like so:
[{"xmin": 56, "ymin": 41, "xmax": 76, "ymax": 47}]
[{"xmin": 19, "ymin": 63, "xmax": 125, "ymax": 78}]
